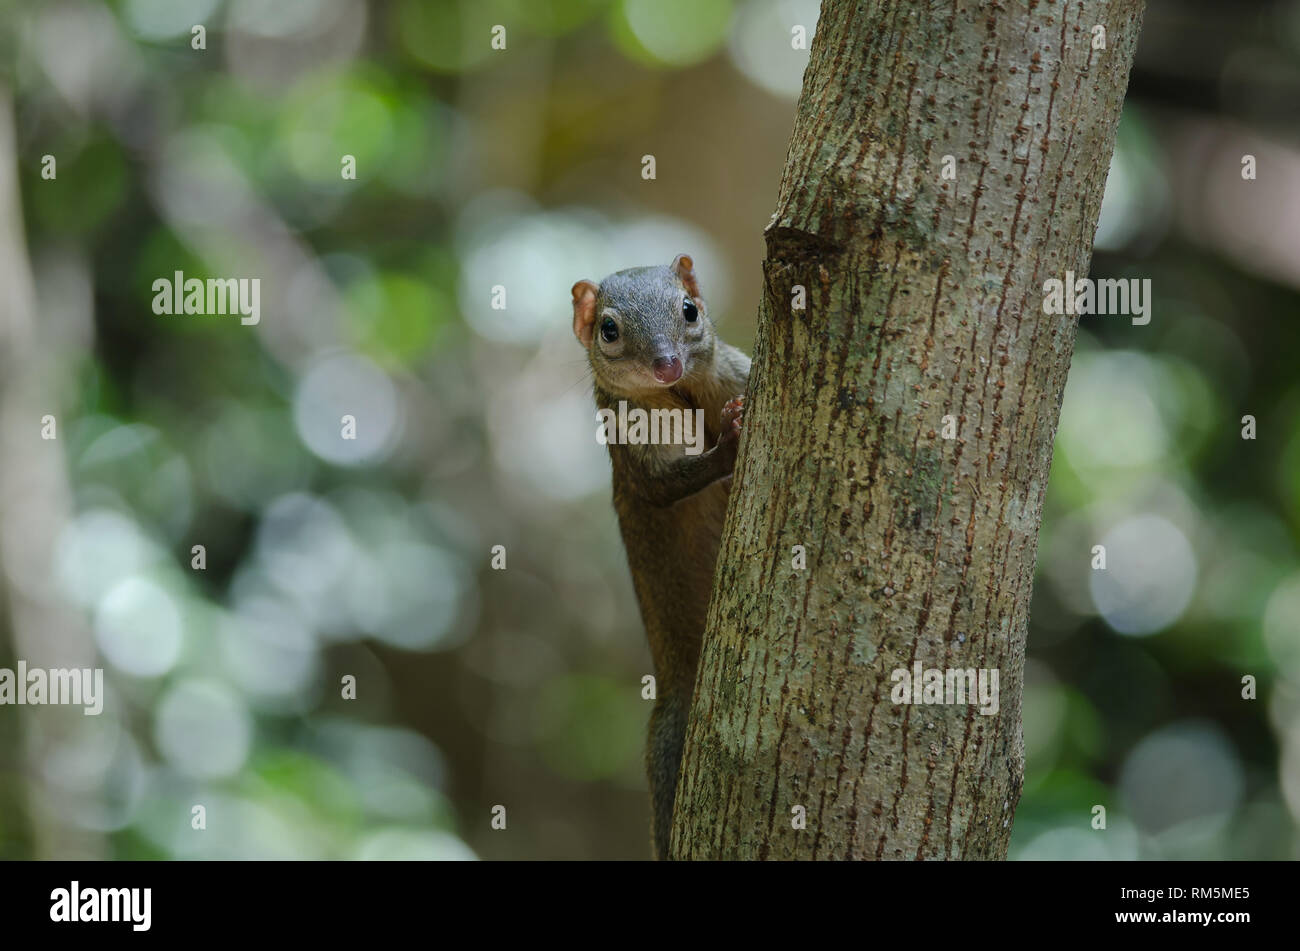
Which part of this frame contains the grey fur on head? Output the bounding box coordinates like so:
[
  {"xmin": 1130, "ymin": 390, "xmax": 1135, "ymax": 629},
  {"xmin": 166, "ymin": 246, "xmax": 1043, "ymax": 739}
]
[{"xmin": 572, "ymin": 255, "xmax": 717, "ymax": 399}]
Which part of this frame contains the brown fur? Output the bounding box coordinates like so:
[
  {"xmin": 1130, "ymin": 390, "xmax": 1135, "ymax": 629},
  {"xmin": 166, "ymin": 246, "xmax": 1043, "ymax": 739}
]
[{"xmin": 572, "ymin": 255, "xmax": 750, "ymax": 859}]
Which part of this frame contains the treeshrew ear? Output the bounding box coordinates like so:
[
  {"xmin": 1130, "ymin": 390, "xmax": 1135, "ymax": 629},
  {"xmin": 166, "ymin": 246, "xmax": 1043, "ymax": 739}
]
[
  {"xmin": 672, "ymin": 254, "xmax": 701, "ymax": 300},
  {"xmin": 571, "ymin": 280, "xmax": 599, "ymax": 348}
]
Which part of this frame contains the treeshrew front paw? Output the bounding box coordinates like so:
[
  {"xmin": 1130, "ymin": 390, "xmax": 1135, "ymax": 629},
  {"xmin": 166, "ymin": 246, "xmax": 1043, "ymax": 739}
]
[{"xmin": 716, "ymin": 395, "xmax": 745, "ymax": 472}]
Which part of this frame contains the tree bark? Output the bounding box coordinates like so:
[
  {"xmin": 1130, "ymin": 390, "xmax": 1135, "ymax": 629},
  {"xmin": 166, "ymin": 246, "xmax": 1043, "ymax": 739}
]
[{"xmin": 671, "ymin": 0, "xmax": 1144, "ymax": 860}]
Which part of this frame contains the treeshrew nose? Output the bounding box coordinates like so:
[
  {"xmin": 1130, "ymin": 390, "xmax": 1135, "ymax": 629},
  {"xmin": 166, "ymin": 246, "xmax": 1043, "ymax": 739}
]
[{"xmin": 652, "ymin": 356, "xmax": 683, "ymax": 383}]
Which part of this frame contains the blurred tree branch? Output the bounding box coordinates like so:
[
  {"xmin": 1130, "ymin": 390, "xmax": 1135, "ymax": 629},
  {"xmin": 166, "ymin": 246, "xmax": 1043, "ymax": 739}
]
[{"xmin": 0, "ymin": 87, "xmax": 103, "ymax": 859}]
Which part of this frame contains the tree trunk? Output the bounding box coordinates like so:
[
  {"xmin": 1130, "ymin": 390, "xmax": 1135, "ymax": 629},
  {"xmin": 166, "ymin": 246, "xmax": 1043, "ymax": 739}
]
[
  {"xmin": 0, "ymin": 89, "xmax": 104, "ymax": 859},
  {"xmin": 671, "ymin": 0, "xmax": 1144, "ymax": 860}
]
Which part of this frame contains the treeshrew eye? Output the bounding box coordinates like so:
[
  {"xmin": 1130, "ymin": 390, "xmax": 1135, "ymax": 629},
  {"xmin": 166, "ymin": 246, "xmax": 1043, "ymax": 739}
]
[
  {"xmin": 683, "ymin": 297, "xmax": 698, "ymax": 322},
  {"xmin": 600, "ymin": 316, "xmax": 619, "ymax": 342}
]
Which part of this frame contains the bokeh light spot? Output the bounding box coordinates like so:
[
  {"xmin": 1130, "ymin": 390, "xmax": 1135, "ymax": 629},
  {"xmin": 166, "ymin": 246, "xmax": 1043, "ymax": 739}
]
[
  {"xmin": 1089, "ymin": 515, "xmax": 1197, "ymax": 636},
  {"xmin": 155, "ymin": 680, "xmax": 254, "ymax": 779}
]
